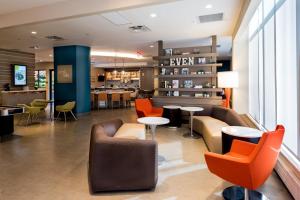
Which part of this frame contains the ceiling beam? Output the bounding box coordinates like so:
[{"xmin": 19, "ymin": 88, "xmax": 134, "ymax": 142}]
[{"xmin": 0, "ymin": 0, "xmax": 178, "ymax": 29}]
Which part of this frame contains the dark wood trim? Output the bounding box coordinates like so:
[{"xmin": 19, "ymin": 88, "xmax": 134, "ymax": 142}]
[
  {"xmin": 157, "ymin": 74, "xmax": 217, "ymax": 78},
  {"xmin": 155, "ymin": 95, "xmax": 222, "ymax": 100},
  {"xmin": 154, "ymin": 52, "xmax": 217, "ymax": 60},
  {"xmin": 152, "ymin": 96, "xmax": 223, "ymax": 106},
  {"xmin": 156, "ymin": 63, "xmax": 222, "ymax": 68},
  {"xmin": 157, "ymin": 88, "xmax": 223, "ymax": 92}
]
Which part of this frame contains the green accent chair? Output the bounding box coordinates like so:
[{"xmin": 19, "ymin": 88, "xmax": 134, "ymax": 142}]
[
  {"xmin": 55, "ymin": 101, "xmax": 77, "ymax": 122},
  {"xmin": 18, "ymin": 104, "xmax": 43, "ymax": 125}
]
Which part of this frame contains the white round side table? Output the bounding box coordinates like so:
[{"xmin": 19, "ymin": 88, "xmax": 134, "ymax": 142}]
[
  {"xmin": 137, "ymin": 117, "xmax": 170, "ymax": 140},
  {"xmin": 137, "ymin": 117, "xmax": 170, "ymax": 164},
  {"xmin": 180, "ymin": 107, "xmax": 204, "ymax": 139},
  {"xmin": 221, "ymin": 126, "xmax": 263, "ymax": 154}
]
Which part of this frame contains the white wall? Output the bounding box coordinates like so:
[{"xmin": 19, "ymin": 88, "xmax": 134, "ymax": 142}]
[{"xmin": 232, "ymin": 28, "xmax": 249, "ymax": 114}]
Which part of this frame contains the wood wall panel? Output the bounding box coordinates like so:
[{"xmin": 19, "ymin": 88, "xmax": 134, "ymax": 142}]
[{"xmin": 0, "ymin": 49, "xmax": 35, "ymax": 91}]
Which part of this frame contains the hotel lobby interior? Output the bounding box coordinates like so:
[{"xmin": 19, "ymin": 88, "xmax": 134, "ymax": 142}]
[{"xmin": 0, "ymin": 0, "xmax": 299, "ymax": 200}]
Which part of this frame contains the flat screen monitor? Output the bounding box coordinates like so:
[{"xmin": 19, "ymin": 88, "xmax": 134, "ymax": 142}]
[{"xmin": 12, "ymin": 64, "xmax": 27, "ymax": 86}]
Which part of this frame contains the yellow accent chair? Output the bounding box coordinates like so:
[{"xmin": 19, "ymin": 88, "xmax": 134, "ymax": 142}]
[
  {"xmin": 18, "ymin": 104, "xmax": 43, "ymax": 125},
  {"xmin": 55, "ymin": 101, "xmax": 77, "ymax": 122},
  {"xmin": 30, "ymin": 99, "xmax": 48, "ymax": 110}
]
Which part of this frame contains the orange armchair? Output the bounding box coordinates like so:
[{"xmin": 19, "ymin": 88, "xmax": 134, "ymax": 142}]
[
  {"xmin": 205, "ymin": 125, "xmax": 285, "ymax": 200},
  {"xmin": 135, "ymin": 99, "xmax": 163, "ymax": 118}
]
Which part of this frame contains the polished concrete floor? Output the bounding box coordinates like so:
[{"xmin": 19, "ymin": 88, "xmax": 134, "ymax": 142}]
[{"xmin": 0, "ymin": 107, "xmax": 293, "ymax": 200}]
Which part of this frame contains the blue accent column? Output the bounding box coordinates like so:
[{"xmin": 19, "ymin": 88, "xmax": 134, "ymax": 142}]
[{"xmin": 54, "ymin": 45, "xmax": 91, "ymax": 115}]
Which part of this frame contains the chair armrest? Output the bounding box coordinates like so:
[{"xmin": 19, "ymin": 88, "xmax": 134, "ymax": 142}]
[
  {"xmin": 29, "ymin": 107, "xmax": 42, "ymax": 114},
  {"xmin": 136, "ymin": 109, "xmax": 147, "ymax": 118},
  {"xmin": 152, "ymin": 107, "xmax": 163, "ymax": 113},
  {"xmin": 55, "ymin": 105, "xmax": 63, "ymax": 110},
  {"xmin": 92, "ymin": 119, "xmax": 123, "ymax": 137},
  {"xmin": 89, "ymin": 138, "xmax": 157, "ymax": 192},
  {"xmin": 18, "ymin": 104, "xmax": 40, "ymax": 113},
  {"xmin": 205, "ymin": 152, "xmax": 251, "ymax": 186},
  {"xmin": 230, "ymin": 139, "xmax": 257, "ymax": 156},
  {"xmin": 17, "ymin": 104, "xmax": 27, "ymax": 107}
]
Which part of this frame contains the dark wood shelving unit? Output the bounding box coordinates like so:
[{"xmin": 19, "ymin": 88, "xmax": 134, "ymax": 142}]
[
  {"xmin": 157, "ymin": 63, "xmax": 222, "ymax": 68},
  {"xmin": 154, "ymin": 52, "xmax": 217, "ymax": 60},
  {"xmin": 157, "ymin": 74, "xmax": 217, "ymax": 78},
  {"xmin": 157, "ymin": 88, "xmax": 222, "ymax": 92},
  {"xmin": 152, "ymin": 36, "xmax": 224, "ymax": 106},
  {"xmin": 155, "ymin": 95, "xmax": 222, "ymax": 100}
]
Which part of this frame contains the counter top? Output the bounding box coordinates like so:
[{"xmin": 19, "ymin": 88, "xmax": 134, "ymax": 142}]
[{"xmin": 1, "ymin": 90, "xmax": 46, "ymax": 94}]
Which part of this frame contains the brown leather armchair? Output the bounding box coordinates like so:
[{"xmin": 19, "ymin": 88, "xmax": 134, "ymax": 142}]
[{"xmin": 89, "ymin": 119, "xmax": 158, "ymax": 193}]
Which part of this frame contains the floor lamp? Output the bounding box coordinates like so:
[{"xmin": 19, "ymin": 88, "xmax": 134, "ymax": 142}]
[{"xmin": 217, "ymin": 71, "xmax": 239, "ymax": 108}]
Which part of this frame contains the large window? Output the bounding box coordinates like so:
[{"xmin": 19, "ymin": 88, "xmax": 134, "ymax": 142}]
[{"xmin": 248, "ymin": 0, "xmax": 299, "ymax": 159}]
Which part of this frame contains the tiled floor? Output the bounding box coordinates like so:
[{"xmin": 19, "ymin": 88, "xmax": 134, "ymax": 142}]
[{"xmin": 0, "ymin": 107, "xmax": 293, "ymax": 200}]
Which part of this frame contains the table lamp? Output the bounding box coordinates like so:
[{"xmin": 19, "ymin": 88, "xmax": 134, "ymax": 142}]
[{"xmin": 217, "ymin": 71, "xmax": 239, "ymax": 108}]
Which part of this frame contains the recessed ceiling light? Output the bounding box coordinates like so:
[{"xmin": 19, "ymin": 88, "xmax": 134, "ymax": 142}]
[
  {"xmin": 150, "ymin": 13, "xmax": 157, "ymax": 18},
  {"xmin": 205, "ymin": 4, "xmax": 213, "ymax": 9},
  {"xmin": 149, "ymin": 45, "xmax": 154, "ymax": 48},
  {"xmin": 49, "ymin": 54, "xmax": 53, "ymax": 57},
  {"xmin": 31, "ymin": 31, "xmax": 37, "ymax": 35}
]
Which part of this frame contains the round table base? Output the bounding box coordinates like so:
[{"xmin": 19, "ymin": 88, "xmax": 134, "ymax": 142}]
[
  {"xmin": 223, "ymin": 186, "xmax": 267, "ymax": 200},
  {"xmin": 167, "ymin": 126, "xmax": 178, "ymax": 129},
  {"xmin": 183, "ymin": 132, "xmax": 201, "ymax": 139}
]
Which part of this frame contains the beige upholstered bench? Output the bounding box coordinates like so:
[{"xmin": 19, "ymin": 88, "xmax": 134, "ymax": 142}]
[
  {"xmin": 191, "ymin": 105, "xmax": 247, "ymax": 154},
  {"xmin": 193, "ymin": 116, "xmax": 228, "ymax": 153},
  {"xmin": 114, "ymin": 123, "xmax": 146, "ymax": 140}
]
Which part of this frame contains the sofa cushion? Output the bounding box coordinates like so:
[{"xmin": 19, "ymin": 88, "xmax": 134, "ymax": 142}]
[
  {"xmin": 114, "ymin": 123, "xmax": 146, "ymax": 140},
  {"xmin": 193, "ymin": 116, "xmax": 228, "ymax": 153}
]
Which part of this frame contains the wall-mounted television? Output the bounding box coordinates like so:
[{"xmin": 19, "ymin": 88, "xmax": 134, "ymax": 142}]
[{"xmin": 12, "ymin": 64, "xmax": 27, "ymax": 86}]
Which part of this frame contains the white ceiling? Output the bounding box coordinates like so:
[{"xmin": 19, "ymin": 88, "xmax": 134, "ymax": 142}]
[
  {"xmin": 0, "ymin": 0, "xmax": 66, "ymax": 15},
  {"xmin": 0, "ymin": 0, "xmax": 242, "ymax": 64}
]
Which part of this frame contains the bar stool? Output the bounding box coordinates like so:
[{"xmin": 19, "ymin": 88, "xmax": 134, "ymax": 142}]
[
  {"xmin": 98, "ymin": 93, "xmax": 108, "ymax": 109},
  {"xmin": 122, "ymin": 92, "xmax": 131, "ymax": 108},
  {"xmin": 111, "ymin": 93, "xmax": 121, "ymax": 109}
]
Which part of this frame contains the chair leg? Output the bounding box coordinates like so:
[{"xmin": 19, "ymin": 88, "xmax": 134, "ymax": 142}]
[
  {"xmin": 18, "ymin": 114, "xmax": 24, "ymax": 125},
  {"xmin": 63, "ymin": 112, "xmax": 66, "ymax": 123},
  {"xmin": 36, "ymin": 113, "xmax": 40, "ymax": 122},
  {"xmin": 56, "ymin": 112, "xmax": 61, "ymax": 121},
  {"xmin": 26, "ymin": 114, "xmax": 31, "ymax": 126},
  {"xmin": 245, "ymin": 188, "xmax": 249, "ymax": 200},
  {"xmin": 70, "ymin": 111, "xmax": 78, "ymax": 120}
]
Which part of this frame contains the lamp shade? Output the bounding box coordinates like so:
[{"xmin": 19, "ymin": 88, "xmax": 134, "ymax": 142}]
[{"xmin": 218, "ymin": 71, "xmax": 239, "ymax": 88}]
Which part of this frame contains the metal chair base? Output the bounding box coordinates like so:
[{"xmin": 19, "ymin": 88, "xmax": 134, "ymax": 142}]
[
  {"xmin": 183, "ymin": 133, "xmax": 201, "ymax": 139},
  {"xmin": 223, "ymin": 186, "xmax": 268, "ymax": 200}
]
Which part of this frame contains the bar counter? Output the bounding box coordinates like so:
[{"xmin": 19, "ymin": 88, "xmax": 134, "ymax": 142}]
[{"xmin": 0, "ymin": 90, "xmax": 46, "ymax": 106}]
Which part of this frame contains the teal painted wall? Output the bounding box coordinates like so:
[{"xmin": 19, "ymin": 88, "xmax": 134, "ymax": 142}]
[{"xmin": 54, "ymin": 45, "xmax": 91, "ymax": 114}]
